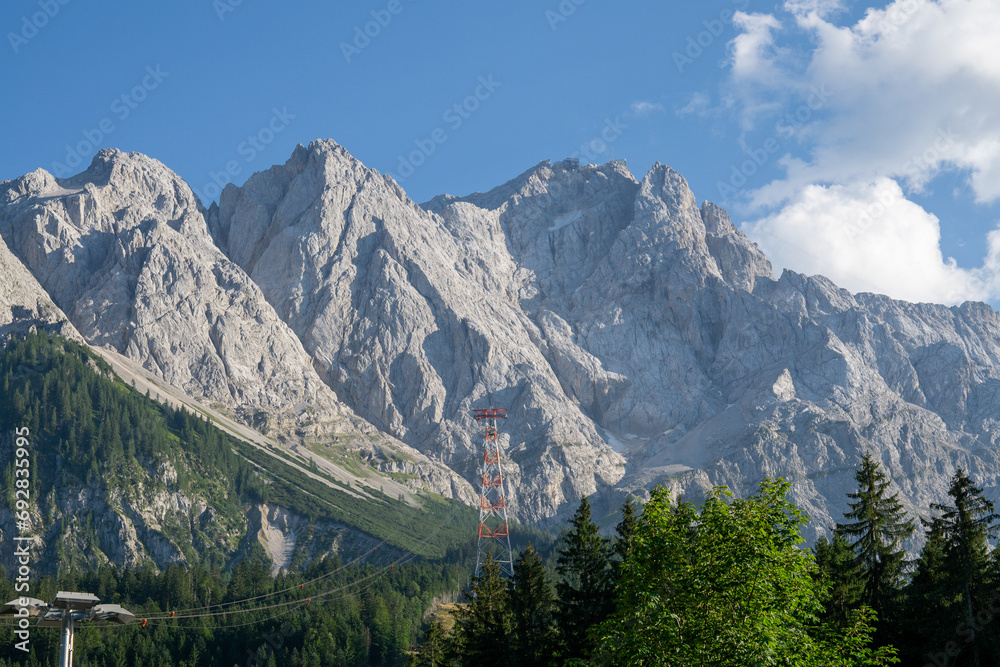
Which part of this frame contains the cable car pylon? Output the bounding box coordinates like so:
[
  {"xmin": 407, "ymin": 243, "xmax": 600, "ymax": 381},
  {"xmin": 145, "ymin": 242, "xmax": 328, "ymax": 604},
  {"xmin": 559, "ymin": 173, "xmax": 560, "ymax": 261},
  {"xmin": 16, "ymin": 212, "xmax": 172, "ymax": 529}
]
[{"xmin": 472, "ymin": 407, "xmax": 513, "ymax": 578}]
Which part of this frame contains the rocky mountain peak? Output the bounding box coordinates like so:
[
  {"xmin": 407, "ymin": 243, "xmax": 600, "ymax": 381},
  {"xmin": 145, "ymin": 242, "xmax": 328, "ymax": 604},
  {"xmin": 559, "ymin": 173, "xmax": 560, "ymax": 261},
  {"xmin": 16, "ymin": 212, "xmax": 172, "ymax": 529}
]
[
  {"xmin": 209, "ymin": 137, "xmax": 425, "ymax": 276},
  {"xmin": 639, "ymin": 162, "xmax": 700, "ymax": 217},
  {"xmin": 0, "ymin": 149, "xmax": 378, "ymax": 441},
  {"xmin": 700, "ymin": 201, "xmax": 772, "ymax": 293},
  {"xmin": 4, "ymin": 149, "xmax": 207, "ymax": 242},
  {"xmin": 7, "ymin": 141, "xmax": 1000, "ymax": 538}
]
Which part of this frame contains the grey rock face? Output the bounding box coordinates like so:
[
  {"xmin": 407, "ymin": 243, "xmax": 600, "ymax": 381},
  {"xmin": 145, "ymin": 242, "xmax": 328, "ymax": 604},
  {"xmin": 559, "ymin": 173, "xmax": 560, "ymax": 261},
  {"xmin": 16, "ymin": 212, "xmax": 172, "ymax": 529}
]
[
  {"xmin": 209, "ymin": 141, "xmax": 625, "ymax": 524},
  {"xmin": 5, "ymin": 142, "xmax": 1000, "ymax": 539},
  {"xmin": 249, "ymin": 503, "xmax": 402, "ymax": 575},
  {"xmin": 0, "ymin": 150, "xmax": 463, "ymax": 502},
  {"xmin": 0, "ymin": 153, "xmax": 361, "ymax": 432},
  {"xmin": 428, "ymin": 156, "xmax": 1000, "ymax": 537},
  {"xmin": 0, "ymin": 184, "xmax": 79, "ymax": 343}
]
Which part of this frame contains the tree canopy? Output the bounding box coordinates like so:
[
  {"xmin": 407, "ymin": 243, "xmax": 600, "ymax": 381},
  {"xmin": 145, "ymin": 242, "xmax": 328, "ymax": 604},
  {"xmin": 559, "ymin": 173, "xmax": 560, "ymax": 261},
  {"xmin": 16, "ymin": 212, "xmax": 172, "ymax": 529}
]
[
  {"xmin": 594, "ymin": 479, "xmax": 897, "ymax": 666},
  {"xmin": 836, "ymin": 451, "xmax": 915, "ymax": 636}
]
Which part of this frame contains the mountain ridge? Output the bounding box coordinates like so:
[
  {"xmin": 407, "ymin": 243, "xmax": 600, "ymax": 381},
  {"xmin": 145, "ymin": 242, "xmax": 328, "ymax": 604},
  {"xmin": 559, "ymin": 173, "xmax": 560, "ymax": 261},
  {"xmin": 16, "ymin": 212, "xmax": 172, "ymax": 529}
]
[{"xmin": 3, "ymin": 140, "xmax": 999, "ymax": 543}]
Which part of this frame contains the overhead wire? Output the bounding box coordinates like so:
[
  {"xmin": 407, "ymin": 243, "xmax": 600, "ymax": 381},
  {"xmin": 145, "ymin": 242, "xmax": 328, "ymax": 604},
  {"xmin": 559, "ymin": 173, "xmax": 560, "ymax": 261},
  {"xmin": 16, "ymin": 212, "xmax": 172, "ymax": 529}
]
[
  {"xmin": 133, "ymin": 536, "xmax": 391, "ymax": 619},
  {"xmin": 0, "ymin": 464, "xmax": 479, "ymax": 633},
  {"xmin": 129, "ymin": 483, "xmax": 476, "ymax": 627},
  {"xmin": 4, "ymin": 324, "xmax": 518, "ymax": 633}
]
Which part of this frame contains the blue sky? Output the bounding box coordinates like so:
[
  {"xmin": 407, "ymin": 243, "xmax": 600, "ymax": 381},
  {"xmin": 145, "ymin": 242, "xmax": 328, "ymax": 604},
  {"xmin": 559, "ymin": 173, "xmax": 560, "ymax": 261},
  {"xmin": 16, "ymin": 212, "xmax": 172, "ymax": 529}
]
[{"xmin": 3, "ymin": 0, "xmax": 1000, "ymax": 306}]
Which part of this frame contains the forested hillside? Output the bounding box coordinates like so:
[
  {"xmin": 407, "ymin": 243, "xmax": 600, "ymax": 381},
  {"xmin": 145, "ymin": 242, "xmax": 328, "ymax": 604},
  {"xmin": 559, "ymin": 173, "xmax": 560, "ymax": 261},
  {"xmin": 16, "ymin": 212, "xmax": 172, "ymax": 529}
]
[
  {"xmin": 0, "ymin": 549, "xmax": 469, "ymax": 666},
  {"xmin": 0, "ymin": 330, "xmax": 476, "ymax": 573}
]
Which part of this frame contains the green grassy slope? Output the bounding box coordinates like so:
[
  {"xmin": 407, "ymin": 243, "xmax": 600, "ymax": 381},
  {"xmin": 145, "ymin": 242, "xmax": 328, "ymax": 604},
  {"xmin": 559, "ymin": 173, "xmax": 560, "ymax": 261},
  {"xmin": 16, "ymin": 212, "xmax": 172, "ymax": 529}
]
[{"xmin": 0, "ymin": 331, "xmax": 477, "ymax": 571}]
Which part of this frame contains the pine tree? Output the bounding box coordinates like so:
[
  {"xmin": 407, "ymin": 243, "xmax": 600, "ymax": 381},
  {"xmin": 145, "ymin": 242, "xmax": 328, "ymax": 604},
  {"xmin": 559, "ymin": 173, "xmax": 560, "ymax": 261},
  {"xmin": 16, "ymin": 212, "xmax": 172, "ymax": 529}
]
[
  {"xmin": 613, "ymin": 497, "xmax": 638, "ymax": 576},
  {"xmin": 899, "ymin": 521, "xmax": 954, "ymax": 663},
  {"xmin": 408, "ymin": 620, "xmax": 452, "ymax": 667},
  {"xmin": 929, "ymin": 468, "xmax": 999, "ymax": 667},
  {"xmin": 508, "ymin": 544, "xmax": 557, "ymax": 666},
  {"xmin": 555, "ymin": 497, "xmax": 614, "ymax": 662},
  {"xmin": 450, "ymin": 554, "xmax": 512, "ymax": 667},
  {"xmin": 837, "ymin": 452, "xmax": 915, "ymax": 637},
  {"xmin": 814, "ymin": 532, "xmax": 863, "ymax": 629}
]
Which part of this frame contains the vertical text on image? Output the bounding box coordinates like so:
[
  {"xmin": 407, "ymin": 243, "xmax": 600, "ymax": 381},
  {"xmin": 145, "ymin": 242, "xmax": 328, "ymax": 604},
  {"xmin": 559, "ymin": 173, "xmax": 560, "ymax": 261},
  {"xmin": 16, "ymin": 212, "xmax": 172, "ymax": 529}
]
[{"xmin": 12, "ymin": 426, "xmax": 33, "ymax": 653}]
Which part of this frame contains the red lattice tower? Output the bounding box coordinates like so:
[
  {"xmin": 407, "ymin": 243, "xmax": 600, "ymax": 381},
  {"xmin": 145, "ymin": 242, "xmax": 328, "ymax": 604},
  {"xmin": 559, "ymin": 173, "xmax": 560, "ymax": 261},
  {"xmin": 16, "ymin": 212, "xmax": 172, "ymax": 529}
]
[{"xmin": 473, "ymin": 407, "xmax": 513, "ymax": 577}]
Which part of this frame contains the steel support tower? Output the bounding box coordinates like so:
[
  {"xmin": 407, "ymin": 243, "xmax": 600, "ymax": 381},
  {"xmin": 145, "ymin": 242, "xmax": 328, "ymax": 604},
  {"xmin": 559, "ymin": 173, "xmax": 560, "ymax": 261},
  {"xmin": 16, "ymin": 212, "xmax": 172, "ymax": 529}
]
[{"xmin": 473, "ymin": 407, "xmax": 514, "ymax": 578}]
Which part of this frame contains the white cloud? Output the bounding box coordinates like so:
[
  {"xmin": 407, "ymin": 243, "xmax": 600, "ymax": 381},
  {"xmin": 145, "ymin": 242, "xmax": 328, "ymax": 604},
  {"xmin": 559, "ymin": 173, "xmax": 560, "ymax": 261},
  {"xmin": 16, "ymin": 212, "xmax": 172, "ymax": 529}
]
[
  {"xmin": 722, "ymin": 0, "xmax": 1000, "ymax": 305},
  {"xmin": 729, "ymin": 11, "xmax": 783, "ymax": 83},
  {"xmin": 676, "ymin": 92, "xmax": 710, "ymax": 117},
  {"xmin": 782, "ymin": 0, "xmax": 845, "ymax": 20},
  {"xmin": 630, "ymin": 100, "xmax": 665, "ymax": 116},
  {"xmin": 745, "ymin": 178, "xmax": 992, "ymax": 304}
]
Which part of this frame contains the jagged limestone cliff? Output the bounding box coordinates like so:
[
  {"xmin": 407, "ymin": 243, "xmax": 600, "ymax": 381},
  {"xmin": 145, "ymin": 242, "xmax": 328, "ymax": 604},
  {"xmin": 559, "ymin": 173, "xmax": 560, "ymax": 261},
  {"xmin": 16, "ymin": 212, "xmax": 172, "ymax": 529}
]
[{"xmin": 3, "ymin": 141, "xmax": 999, "ymax": 542}]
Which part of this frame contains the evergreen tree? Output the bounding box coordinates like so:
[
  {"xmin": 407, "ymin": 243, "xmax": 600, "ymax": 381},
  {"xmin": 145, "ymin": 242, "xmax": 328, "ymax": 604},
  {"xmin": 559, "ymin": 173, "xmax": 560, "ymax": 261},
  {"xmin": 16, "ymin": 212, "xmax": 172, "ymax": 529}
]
[
  {"xmin": 507, "ymin": 544, "xmax": 557, "ymax": 667},
  {"xmin": 837, "ymin": 452, "xmax": 915, "ymax": 637},
  {"xmin": 450, "ymin": 554, "xmax": 512, "ymax": 667},
  {"xmin": 899, "ymin": 521, "xmax": 955, "ymax": 664},
  {"xmin": 613, "ymin": 497, "xmax": 638, "ymax": 577},
  {"xmin": 409, "ymin": 620, "xmax": 452, "ymax": 667},
  {"xmin": 814, "ymin": 532, "xmax": 863, "ymax": 629},
  {"xmin": 555, "ymin": 497, "xmax": 615, "ymax": 662},
  {"xmin": 929, "ymin": 469, "xmax": 999, "ymax": 667}
]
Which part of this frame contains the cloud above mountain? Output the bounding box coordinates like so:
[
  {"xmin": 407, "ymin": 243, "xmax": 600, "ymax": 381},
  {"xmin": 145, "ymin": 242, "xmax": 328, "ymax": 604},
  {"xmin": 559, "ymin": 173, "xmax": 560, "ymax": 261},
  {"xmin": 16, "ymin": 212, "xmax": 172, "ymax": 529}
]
[{"xmin": 723, "ymin": 0, "xmax": 1000, "ymax": 304}]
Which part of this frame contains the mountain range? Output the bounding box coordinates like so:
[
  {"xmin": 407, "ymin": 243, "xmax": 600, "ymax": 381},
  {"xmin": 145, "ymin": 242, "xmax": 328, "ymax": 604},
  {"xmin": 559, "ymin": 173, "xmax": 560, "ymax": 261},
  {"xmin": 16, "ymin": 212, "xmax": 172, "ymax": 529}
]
[{"xmin": 3, "ymin": 139, "xmax": 998, "ymax": 558}]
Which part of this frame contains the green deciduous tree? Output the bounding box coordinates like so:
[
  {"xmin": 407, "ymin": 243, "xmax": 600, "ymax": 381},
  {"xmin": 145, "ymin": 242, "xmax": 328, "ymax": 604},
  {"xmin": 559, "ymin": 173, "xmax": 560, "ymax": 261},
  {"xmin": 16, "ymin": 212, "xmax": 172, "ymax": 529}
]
[{"xmin": 594, "ymin": 479, "xmax": 897, "ymax": 666}]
